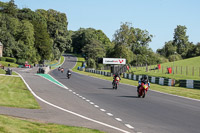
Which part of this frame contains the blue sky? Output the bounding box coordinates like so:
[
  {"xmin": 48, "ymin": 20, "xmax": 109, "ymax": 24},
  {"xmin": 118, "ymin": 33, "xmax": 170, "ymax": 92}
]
[{"xmin": 2, "ymin": 0, "xmax": 200, "ymax": 51}]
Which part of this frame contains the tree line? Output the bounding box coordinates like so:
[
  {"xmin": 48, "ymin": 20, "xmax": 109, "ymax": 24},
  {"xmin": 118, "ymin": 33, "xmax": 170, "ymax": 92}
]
[
  {"xmin": 0, "ymin": 0, "xmax": 71, "ymax": 64},
  {"xmin": 0, "ymin": 0, "xmax": 199, "ymax": 67}
]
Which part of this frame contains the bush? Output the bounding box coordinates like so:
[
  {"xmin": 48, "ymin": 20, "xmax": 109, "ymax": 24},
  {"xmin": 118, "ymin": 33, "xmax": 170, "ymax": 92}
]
[
  {"xmin": 17, "ymin": 59, "xmax": 26, "ymax": 65},
  {"xmin": 87, "ymin": 58, "xmax": 96, "ymax": 69},
  {"xmin": 168, "ymin": 54, "xmax": 182, "ymax": 62},
  {"xmin": 5, "ymin": 57, "xmax": 17, "ymax": 63},
  {"xmin": 0, "ymin": 57, "xmax": 6, "ymax": 61}
]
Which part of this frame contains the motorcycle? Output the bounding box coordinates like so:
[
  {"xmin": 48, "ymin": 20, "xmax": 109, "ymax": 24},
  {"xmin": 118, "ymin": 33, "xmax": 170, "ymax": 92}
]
[
  {"xmin": 58, "ymin": 67, "xmax": 61, "ymax": 71},
  {"xmin": 138, "ymin": 82, "xmax": 149, "ymax": 98},
  {"xmin": 112, "ymin": 77, "xmax": 120, "ymax": 89},
  {"xmin": 67, "ymin": 72, "xmax": 71, "ymax": 79},
  {"xmin": 60, "ymin": 68, "xmax": 64, "ymax": 73}
]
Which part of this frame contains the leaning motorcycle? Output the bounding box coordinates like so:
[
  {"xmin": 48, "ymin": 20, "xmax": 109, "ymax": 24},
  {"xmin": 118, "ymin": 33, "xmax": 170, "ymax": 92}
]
[
  {"xmin": 112, "ymin": 77, "xmax": 120, "ymax": 89},
  {"xmin": 138, "ymin": 82, "xmax": 149, "ymax": 98},
  {"xmin": 67, "ymin": 72, "xmax": 71, "ymax": 79}
]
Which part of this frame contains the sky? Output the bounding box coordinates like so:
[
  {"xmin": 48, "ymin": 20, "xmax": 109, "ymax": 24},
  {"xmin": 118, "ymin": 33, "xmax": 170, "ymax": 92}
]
[{"xmin": 1, "ymin": 0, "xmax": 200, "ymax": 51}]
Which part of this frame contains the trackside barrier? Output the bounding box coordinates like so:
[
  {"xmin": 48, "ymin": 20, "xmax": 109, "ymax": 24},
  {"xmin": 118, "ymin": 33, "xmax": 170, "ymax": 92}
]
[
  {"xmin": 122, "ymin": 74, "xmax": 175, "ymax": 87},
  {"xmin": 179, "ymin": 80, "xmax": 200, "ymax": 89},
  {"xmin": 84, "ymin": 68, "xmax": 200, "ymax": 89}
]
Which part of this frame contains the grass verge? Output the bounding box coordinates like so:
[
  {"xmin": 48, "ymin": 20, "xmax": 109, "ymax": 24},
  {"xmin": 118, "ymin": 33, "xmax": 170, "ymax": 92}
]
[
  {"xmin": 0, "ymin": 115, "xmax": 104, "ymax": 133},
  {"xmin": 72, "ymin": 56, "xmax": 200, "ymax": 100},
  {"xmin": 51, "ymin": 56, "xmax": 65, "ymax": 69},
  {"xmin": 0, "ymin": 61, "xmax": 18, "ymax": 68},
  {"xmin": 0, "ymin": 76, "xmax": 40, "ymax": 109}
]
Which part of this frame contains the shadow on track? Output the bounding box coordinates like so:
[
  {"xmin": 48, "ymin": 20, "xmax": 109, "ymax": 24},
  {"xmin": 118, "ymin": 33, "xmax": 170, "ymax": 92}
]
[
  {"xmin": 118, "ymin": 96, "xmax": 139, "ymax": 98},
  {"xmin": 98, "ymin": 88, "xmax": 115, "ymax": 90}
]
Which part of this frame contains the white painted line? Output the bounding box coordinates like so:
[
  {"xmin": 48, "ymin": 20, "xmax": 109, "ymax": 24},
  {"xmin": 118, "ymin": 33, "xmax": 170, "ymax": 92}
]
[
  {"xmin": 115, "ymin": 118, "xmax": 122, "ymax": 121},
  {"xmin": 69, "ymin": 89, "xmax": 72, "ymax": 92},
  {"xmin": 73, "ymin": 92, "xmax": 76, "ymax": 94},
  {"xmin": 107, "ymin": 113, "xmax": 113, "ymax": 116},
  {"xmin": 125, "ymin": 124, "xmax": 134, "ymax": 129},
  {"xmin": 82, "ymin": 97, "xmax": 86, "ymax": 100},
  {"xmin": 100, "ymin": 109, "xmax": 105, "ymax": 111},
  {"xmin": 90, "ymin": 102, "xmax": 94, "ymax": 105},
  {"xmin": 17, "ymin": 72, "xmax": 131, "ymax": 133},
  {"xmin": 94, "ymin": 105, "xmax": 99, "ymax": 108},
  {"xmin": 86, "ymin": 99, "xmax": 90, "ymax": 102},
  {"xmin": 76, "ymin": 94, "xmax": 79, "ymax": 96}
]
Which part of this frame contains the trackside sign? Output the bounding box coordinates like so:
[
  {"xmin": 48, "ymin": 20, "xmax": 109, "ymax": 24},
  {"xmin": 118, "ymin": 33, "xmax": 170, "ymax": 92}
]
[{"xmin": 103, "ymin": 58, "xmax": 126, "ymax": 65}]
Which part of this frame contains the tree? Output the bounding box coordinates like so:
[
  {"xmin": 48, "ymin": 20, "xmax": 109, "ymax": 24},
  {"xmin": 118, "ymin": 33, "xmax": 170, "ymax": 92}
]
[
  {"xmin": 112, "ymin": 22, "xmax": 154, "ymax": 65},
  {"xmin": 36, "ymin": 9, "xmax": 71, "ymax": 59},
  {"xmin": 72, "ymin": 28, "xmax": 111, "ymax": 55},
  {"xmin": 33, "ymin": 20, "xmax": 52, "ymax": 62},
  {"xmin": 111, "ymin": 44, "xmax": 134, "ymax": 64},
  {"xmin": 82, "ymin": 40, "xmax": 105, "ymax": 60},
  {"xmin": 172, "ymin": 25, "xmax": 190, "ymax": 58}
]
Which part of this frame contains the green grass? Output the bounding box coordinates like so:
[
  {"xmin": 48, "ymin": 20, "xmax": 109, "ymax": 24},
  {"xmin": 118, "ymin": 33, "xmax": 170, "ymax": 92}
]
[
  {"xmin": 130, "ymin": 56, "xmax": 200, "ymax": 80},
  {"xmin": 0, "ymin": 68, "xmax": 5, "ymax": 74},
  {"xmin": 0, "ymin": 115, "xmax": 104, "ymax": 133},
  {"xmin": 72, "ymin": 56, "xmax": 200, "ymax": 100},
  {"xmin": 0, "ymin": 76, "xmax": 40, "ymax": 109},
  {"xmin": 51, "ymin": 56, "xmax": 65, "ymax": 69},
  {"xmin": 0, "ymin": 61, "xmax": 18, "ymax": 67}
]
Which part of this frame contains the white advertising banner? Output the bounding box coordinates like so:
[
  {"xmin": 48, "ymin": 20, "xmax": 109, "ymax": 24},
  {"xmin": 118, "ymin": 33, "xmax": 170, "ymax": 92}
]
[{"xmin": 103, "ymin": 58, "xmax": 126, "ymax": 65}]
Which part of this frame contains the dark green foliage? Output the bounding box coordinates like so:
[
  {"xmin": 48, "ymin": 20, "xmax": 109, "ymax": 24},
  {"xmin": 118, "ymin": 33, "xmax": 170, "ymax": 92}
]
[
  {"xmin": 0, "ymin": 57, "xmax": 6, "ymax": 61},
  {"xmin": 0, "ymin": 0, "xmax": 70, "ymax": 64},
  {"xmin": 17, "ymin": 58, "xmax": 26, "ymax": 65},
  {"xmin": 72, "ymin": 28, "xmax": 112, "ymax": 55},
  {"xmin": 5, "ymin": 57, "xmax": 16, "ymax": 63},
  {"xmin": 112, "ymin": 22, "xmax": 156, "ymax": 65},
  {"xmin": 157, "ymin": 25, "xmax": 199, "ymax": 61}
]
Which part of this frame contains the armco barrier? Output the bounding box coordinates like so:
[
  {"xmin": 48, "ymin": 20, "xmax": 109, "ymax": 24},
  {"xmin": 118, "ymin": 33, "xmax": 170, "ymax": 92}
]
[{"xmin": 84, "ymin": 69, "xmax": 200, "ymax": 89}]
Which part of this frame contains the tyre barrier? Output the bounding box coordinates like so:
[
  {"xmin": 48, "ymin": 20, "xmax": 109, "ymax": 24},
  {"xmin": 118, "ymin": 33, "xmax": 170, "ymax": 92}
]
[
  {"xmin": 85, "ymin": 69, "xmax": 200, "ymax": 89},
  {"xmin": 123, "ymin": 73, "xmax": 175, "ymax": 87},
  {"xmin": 179, "ymin": 80, "xmax": 200, "ymax": 89}
]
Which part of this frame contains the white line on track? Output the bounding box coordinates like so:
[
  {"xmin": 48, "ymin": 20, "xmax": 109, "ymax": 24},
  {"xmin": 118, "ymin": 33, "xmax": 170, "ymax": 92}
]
[
  {"xmin": 100, "ymin": 109, "xmax": 106, "ymax": 112},
  {"xmin": 115, "ymin": 118, "xmax": 122, "ymax": 122},
  {"xmin": 16, "ymin": 72, "xmax": 132, "ymax": 133},
  {"xmin": 125, "ymin": 124, "xmax": 134, "ymax": 129},
  {"xmin": 94, "ymin": 105, "xmax": 99, "ymax": 108},
  {"xmin": 107, "ymin": 113, "xmax": 113, "ymax": 116}
]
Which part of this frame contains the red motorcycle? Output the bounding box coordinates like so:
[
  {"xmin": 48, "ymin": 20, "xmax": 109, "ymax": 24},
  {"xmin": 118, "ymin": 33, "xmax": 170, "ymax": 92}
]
[
  {"xmin": 113, "ymin": 77, "xmax": 120, "ymax": 89},
  {"xmin": 138, "ymin": 82, "xmax": 149, "ymax": 98}
]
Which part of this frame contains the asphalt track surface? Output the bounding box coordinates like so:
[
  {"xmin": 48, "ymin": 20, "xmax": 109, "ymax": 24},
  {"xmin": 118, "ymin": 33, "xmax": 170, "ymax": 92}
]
[
  {"xmin": 0, "ymin": 55, "xmax": 200, "ymax": 133},
  {"xmin": 50, "ymin": 55, "xmax": 200, "ymax": 133}
]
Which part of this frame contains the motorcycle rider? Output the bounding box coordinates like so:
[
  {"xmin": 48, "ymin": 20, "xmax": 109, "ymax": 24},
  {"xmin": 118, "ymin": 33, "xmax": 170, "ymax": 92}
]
[
  {"xmin": 137, "ymin": 75, "xmax": 150, "ymax": 92},
  {"xmin": 60, "ymin": 67, "xmax": 64, "ymax": 73},
  {"xmin": 67, "ymin": 69, "xmax": 71, "ymax": 77},
  {"xmin": 112, "ymin": 73, "xmax": 121, "ymax": 85}
]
